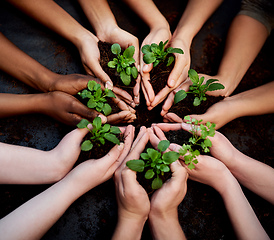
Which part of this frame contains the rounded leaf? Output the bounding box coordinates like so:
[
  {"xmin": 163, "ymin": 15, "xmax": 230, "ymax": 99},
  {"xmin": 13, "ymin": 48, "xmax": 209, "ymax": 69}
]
[
  {"xmin": 145, "ymin": 169, "xmax": 155, "ymax": 179},
  {"xmin": 77, "ymin": 118, "xmax": 90, "ymax": 129},
  {"xmin": 126, "ymin": 160, "xmax": 145, "ymax": 172},
  {"xmin": 108, "ymin": 61, "xmax": 117, "ymax": 68},
  {"xmin": 81, "ymin": 140, "xmax": 93, "ymax": 151},
  {"xmin": 102, "ymin": 103, "xmax": 112, "ymax": 116},
  {"xmin": 92, "ymin": 117, "xmax": 102, "ymax": 130},
  {"xmin": 143, "ymin": 52, "xmax": 156, "ymax": 64},
  {"xmin": 131, "ymin": 66, "xmax": 138, "ymax": 79},
  {"xmin": 104, "ymin": 133, "xmax": 120, "ymax": 145},
  {"xmin": 162, "ymin": 151, "xmax": 180, "ymax": 164},
  {"xmin": 157, "ymin": 140, "xmax": 170, "ymax": 152},
  {"xmin": 123, "ymin": 45, "xmax": 135, "ymax": 58},
  {"xmin": 120, "ymin": 71, "xmax": 131, "ymax": 86},
  {"xmin": 141, "ymin": 45, "xmax": 151, "ymax": 54},
  {"xmin": 111, "ymin": 43, "xmax": 121, "ymax": 55},
  {"xmin": 152, "ymin": 177, "xmax": 163, "ymax": 189}
]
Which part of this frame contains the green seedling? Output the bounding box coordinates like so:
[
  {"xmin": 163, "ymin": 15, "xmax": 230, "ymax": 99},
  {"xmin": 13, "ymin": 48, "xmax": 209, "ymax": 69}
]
[
  {"xmin": 108, "ymin": 43, "xmax": 138, "ymax": 86},
  {"xmin": 77, "ymin": 117, "xmax": 121, "ymax": 151},
  {"xmin": 78, "ymin": 80, "xmax": 115, "ymax": 116},
  {"xmin": 179, "ymin": 116, "xmax": 216, "ymax": 169},
  {"xmin": 141, "ymin": 40, "xmax": 184, "ymax": 67},
  {"xmin": 126, "ymin": 140, "xmax": 180, "ymax": 190},
  {"xmin": 174, "ymin": 69, "xmax": 225, "ymax": 106}
]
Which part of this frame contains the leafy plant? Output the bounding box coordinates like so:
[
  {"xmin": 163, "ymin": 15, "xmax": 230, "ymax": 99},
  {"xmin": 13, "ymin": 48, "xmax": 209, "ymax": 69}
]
[
  {"xmin": 78, "ymin": 80, "xmax": 115, "ymax": 116},
  {"xmin": 141, "ymin": 40, "xmax": 184, "ymax": 67},
  {"xmin": 77, "ymin": 117, "xmax": 121, "ymax": 151},
  {"xmin": 108, "ymin": 43, "xmax": 138, "ymax": 86},
  {"xmin": 174, "ymin": 69, "xmax": 225, "ymax": 106},
  {"xmin": 179, "ymin": 116, "xmax": 216, "ymax": 169},
  {"xmin": 126, "ymin": 140, "xmax": 180, "ymax": 189}
]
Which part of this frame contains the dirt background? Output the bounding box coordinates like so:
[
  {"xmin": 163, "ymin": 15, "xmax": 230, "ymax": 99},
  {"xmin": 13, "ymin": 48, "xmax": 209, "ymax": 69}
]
[{"xmin": 0, "ymin": 0, "xmax": 273, "ymax": 239}]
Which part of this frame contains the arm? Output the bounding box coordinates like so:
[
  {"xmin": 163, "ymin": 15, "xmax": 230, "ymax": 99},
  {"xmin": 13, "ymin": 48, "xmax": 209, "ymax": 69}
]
[{"xmin": 7, "ymin": 0, "xmax": 112, "ymax": 85}]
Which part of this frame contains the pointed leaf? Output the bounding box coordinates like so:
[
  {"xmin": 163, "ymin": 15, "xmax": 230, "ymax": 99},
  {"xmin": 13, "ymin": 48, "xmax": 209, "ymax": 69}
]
[
  {"xmin": 123, "ymin": 45, "xmax": 135, "ymax": 58},
  {"xmin": 188, "ymin": 69, "xmax": 199, "ymax": 84},
  {"xmin": 174, "ymin": 90, "xmax": 187, "ymax": 104},
  {"xmin": 207, "ymin": 83, "xmax": 225, "ymax": 91},
  {"xmin": 152, "ymin": 177, "xmax": 163, "ymax": 189},
  {"xmin": 105, "ymin": 89, "xmax": 116, "ymax": 98},
  {"xmin": 104, "ymin": 133, "xmax": 120, "ymax": 145},
  {"xmin": 163, "ymin": 151, "xmax": 180, "ymax": 164},
  {"xmin": 157, "ymin": 140, "xmax": 170, "ymax": 152},
  {"xmin": 110, "ymin": 126, "xmax": 121, "ymax": 134},
  {"xmin": 77, "ymin": 118, "xmax": 90, "ymax": 129}
]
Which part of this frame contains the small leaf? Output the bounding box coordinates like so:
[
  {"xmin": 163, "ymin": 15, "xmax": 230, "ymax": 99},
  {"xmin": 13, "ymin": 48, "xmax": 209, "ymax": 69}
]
[
  {"xmin": 111, "ymin": 43, "xmax": 121, "ymax": 55},
  {"xmin": 207, "ymin": 83, "xmax": 225, "ymax": 91},
  {"xmin": 147, "ymin": 148, "xmax": 161, "ymax": 162},
  {"xmin": 152, "ymin": 177, "xmax": 163, "ymax": 189},
  {"xmin": 141, "ymin": 153, "xmax": 150, "ymax": 160},
  {"xmin": 110, "ymin": 126, "xmax": 121, "ymax": 134},
  {"xmin": 126, "ymin": 66, "xmax": 131, "ymax": 75},
  {"xmin": 123, "ymin": 45, "xmax": 135, "ymax": 58},
  {"xmin": 87, "ymin": 80, "xmax": 97, "ymax": 91},
  {"xmin": 81, "ymin": 140, "xmax": 93, "ymax": 151},
  {"xmin": 126, "ymin": 160, "xmax": 145, "ymax": 172},
  {"xmin": 153, "ymin": 60, "xmax": 160, "ymax": 67},
  {"xmin": 105, "ymin": 89, "xmax": 116, "ymax": 98},
  {"xmin": 141, "ymin": 45, "xmax": 151, "ymax": 54},
  {"xmin": 166, "ymin": 56, "xmax": 174, "ymax": 66},
  {"xmin": 145, "ymin": 169, "xmax": 155, "ymax": 179},
  {"xmin": 143, "ymin": 52, "xmax": 156, "ymax": 64},
  {"xmin": 87, "ymin": 98, "xmax": 97, "ymax": 109},
  {"xmin": 174, "ymin": 90, "xmax": 187, "ymax": 104},
  {"xmin": 163, "ymin": 151, "xmax": 180, "ymax": 164},
  {"xmin": 160, "ymin": 164, "xmax": 170, "ymax": 172},
  {"xmin": 108, "ymin": 61, "xmax": 117, "ymax": 68},
  {"xmin": 167, "ymin": 47, "xmax": 184, "ymax": 54},
  {"xmin": 193, "ymin": 97, "xmax": 201, "ymax": 106},
  {"xmin": 120, "ymin": 71, "xmax": 131, "ymax": 86},
  {"xmin": 157, "ymin": 140, "xmax": 170, "ymax": 152},
  {"xmin": 104, "ymin": 133, "xmax": 120, "ymax": 145},
  {"xmin": 102, "ymin": 103, "xmax": 112, "ymax": 116},
  {"xmin": 131, "ymin": 66, "xmax": 138, "ymax": 79},
  {"xmin": 101, "ymin": 123, "xmax": 110, "ymax": 133},
  {"xmin": 77, "ymin": 119, "xmax": 90, "ymax": 129},
  {"xmin": 188, "ymin": 162, "xmax": 195, "ymax": 170},
  {"xmin": 92, "ymin": 117, "xmax": 102, "ymax": 130},
  {"xmin": 188, "ymin": 69, "xmax": 199, "ymax": 84}
]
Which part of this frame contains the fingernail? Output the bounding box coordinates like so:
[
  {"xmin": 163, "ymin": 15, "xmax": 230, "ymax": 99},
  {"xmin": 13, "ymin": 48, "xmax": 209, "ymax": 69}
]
[
  {"xmin": 118, "ymin": 143, "xmax": 124, "ymax": 150},
  {"xmin": 143, "ymin": 65, "xmax": 149, "ymax": 71},
  {"xmin": 169, "ymin": 80, "xmax": 175, "ymax": 87},
  {"xmin": 137, "ymin": 65, "xmax": 140, "ymax": 72},
  {"xmin": 98, "ymin": 114, "xmax": 107, "ymax": 124},
  {"xmin": 105, "ymin": 81, "xmax": 113, "ymax": 90}
]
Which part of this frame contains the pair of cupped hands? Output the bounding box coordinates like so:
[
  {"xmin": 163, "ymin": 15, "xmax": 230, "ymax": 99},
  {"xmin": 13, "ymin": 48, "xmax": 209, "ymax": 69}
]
[{"xmin": 61, "ymin": 119, "xmax": 237, "ymax": 222}]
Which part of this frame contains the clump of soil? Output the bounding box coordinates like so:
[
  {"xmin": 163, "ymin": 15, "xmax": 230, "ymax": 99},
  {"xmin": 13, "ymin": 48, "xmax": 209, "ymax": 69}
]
[
  {"xmin": 98, "ymin": 41, "xmax": 136, "ymax": 97},
  {"xmin": 169, "ymin": 94, "xmax": 224, "ymax": 119}
]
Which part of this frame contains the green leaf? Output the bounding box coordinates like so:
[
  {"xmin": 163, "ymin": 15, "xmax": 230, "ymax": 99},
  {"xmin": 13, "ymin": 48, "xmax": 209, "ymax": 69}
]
[
  {"xmin": 104, "ymin": 133, "xmax": 120, "ymax": 145},
  {"xmin": 160, "ymin": 164, "xmax": 170, "ymax": 172},
  {"xmin": 87, "ymin": 80, "xmax": 97, "ymax": 91},
  {"xmin": 141, "ymin": 45, "xmax": 151, "ymax": 54},
  {"xmin": 105, "ymin": 89, "xmax": 116, "ymax": 98},
  {"xmin": 108, "ymin": 61, "xmax": 117, "ymax": 68},
  {"xmin": 207, "ymin": 83, "xmax": 225, "ymax": 91},
  {"xmin": 163, "ymin": 40, "xmax": 169, "ymax": 47},
  {"xmin": 111, "ymin": 43, "xmax": 121, "ymax": 55},
  {"xmin": 143, "ymin": 52, "xmax": 156, "ymax": 64},
  {"xmin": 152, "ymin": 177, "xmax": 163, "ymax": 189},
  {"xmin": 92, "ymin": 117, "xmax": 102, "ymax": 130},
  {"xmin": 141, "ymin": 153, "xmax": 150, "ymax": 160},
  {"xmin": 87, "ymin": 98, "xmax": 97, "ymax": 109},
  {"xmin": 188, "ymin": 162, "xmax": 195, "ymax": 170},
  {"xmin": 174, "ymin": 90, "xmax": 187, "ymax": 104},
  {"xmin": 150, "ymin": 43, "xmax": 159, "ymax": 53},
  {"xmin": 147, "ymin": 148, "xmax": 160, "ymax": 162},
  {"xmin": 81, "ymin": 140, "xmax": 93, "ymax": 151},
  {"xmin": 77, "ymin": 118, "xmax": 90, "ymax": 129},
  {"xmin": 162, "ymin": 151, "xmax": 180, "ymax": 164},
  {"xmin": 157, "ymin": 140, "xmax": 170, "ymax": 152},
  {"xmin": 188, "ymin": 69, "xmax": 199, "ymax": 84},
  {"xmin": 153, "ymin": 60, "xmax": 160, "ymax": 67},
  {"xmin": 145, "ymin": 169, "xmax": 155, "ymax": 179},
  {"xmin": 102, "ymin": 103, "xmax": 112, "ymax": 116},
  {"xmin": 99, "ymin": 137, "xmax": 105, "ymax": 145},
  {"xmin": 126, "ymin": 160, "xmax": 145, "ymax": 172},
  {"xmin": 123, "ymin": 45, "xmax": 135, "ymax": 58},
  {"xmin": 167, "ymin": 47, "xmax": 184, "ymax": 54},
  {"xmin": 101, "ymin": 123, "xmax": 110, "ymax": 133},
  {"xmin": 131, "ymin": 66, "xmax": 138, "ymax": 79},
  {"xmin": 110, "ymin": 126, "xmax": 121, "ymax": 134},
  {"xmin": 193, "ymin": 97, "xmax": 201, "ymax": 106},
  {"xmin": 166, "ymin": 56, "xmax": 174, "ymax": 66},
  {"xmin": 79, "ymin": 89, "xmax": 92, "ymax": 99},
  {"xmin": 120, "ymin": 71, "xmax": 131, "ymax": 86},
  {"xmin": 203, "ymin": 138, "xmax": 212, "ymax": 148},
  {"xmin": 126, "ymin": 66, "xmax": 131, "ymax": 75}
]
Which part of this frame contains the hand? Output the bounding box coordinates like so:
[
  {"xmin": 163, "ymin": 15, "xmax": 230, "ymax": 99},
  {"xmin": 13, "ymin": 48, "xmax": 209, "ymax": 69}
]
[
  {"xmin": 140, "ymin": 27, "xmax": 171, "ymax": 107},
  {"xmin": 98, "ymin": 26, "xmax": 141, "ymax": 106},
  {"xmin": 148, "ymin": 37, "xmax": 190, "ymax": 110},
  {"xmin": 41, "ymin": 91, "xmax": 107, "ymax": 125}
]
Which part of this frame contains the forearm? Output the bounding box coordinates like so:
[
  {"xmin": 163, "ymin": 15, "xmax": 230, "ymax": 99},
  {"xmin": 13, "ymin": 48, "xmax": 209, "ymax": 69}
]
[
  {"xmin": 149, "ymin": 210, "xmax": 186, "ymax": 240},
  {"xmin": 172, "ymin": 0, "xmax": 222, "ymax": 45},
  {"xmin": 219, "ymin": 177, "xmax": 269, "ymax": 240},
  {"xmin": 7, "ymin": 0, "xmax": 91, "ymax": 48},
  {"xmin": 78, "ymin": 0, "xmax": 117, "ymax": 38},
  {"xmin": 112, "ymin": 215, "xmax": 147, "ymax": 240},
  {"xmin": 0, "ymin": 174, "xmax": 85, "ymax": 240},
  {"xmin": 122, "ymin": 0, "xmax": 169, "ymax": 30},
  {"xmin": 216, "ymin": 15, "xmax": 269, "ymax": 95},
  {"xmin": 0, "ymin": 33, "xmax": 56, "ymax": 92}
]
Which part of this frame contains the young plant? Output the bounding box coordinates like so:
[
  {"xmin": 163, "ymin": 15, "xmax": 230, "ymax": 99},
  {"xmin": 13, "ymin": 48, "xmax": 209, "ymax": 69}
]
[
  {"xmin": 78, "ymin": 80, "xmax": 115, "ymax": 116},
  {"xmin": 141, "ymin": 40, "xmax": 184, "ymax": 67},
  {"xmin": 126, "ymin": 140, "xmax": 180, "ymax": 190},
  {"xmin": 108, "ymin": 43, "xmax": 138, "ymax": 86},
  {"xmin": 179, "ymin": 116, "xmax": 216, "ymax": 169},
  {"xmin": 174, "ymin": 69, "xmax": 225, "ymax": 106},
  {"xmin": 77, "ymin": 117, "xmax": 121, "ymax": 151}
]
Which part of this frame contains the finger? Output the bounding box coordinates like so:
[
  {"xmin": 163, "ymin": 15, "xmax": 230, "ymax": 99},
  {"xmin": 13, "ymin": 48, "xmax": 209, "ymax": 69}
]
[
  {"xmin": 111, "ymin": 95, "xmax": 136, "ymax": 113},
  {"xmin": 133, "ymin": 74, "xmax": 141, "ymax": 105},
  {"xmin": 131, "ymin": 126, "xmax": 147, "ymax": 150},
  {"xmin": 167, "ymin": 57, "xmax": 188, "ymax": 88},
  {"xmin": 107, "ymin": 111, "xmax": 136, "ymax": 125},
  {"xmin": 142, "ymin": 78, "xmax": 155, "ymax": 104},
  {"xmin": 150, "ymin": 85, "xmax": 173, "ymax": 109},
  {"xmin": 161, "ymin": 90, "xmax": 176, "ymax": 114},
  {"xmin": 141, "ymin": 82, "xmax": 151, "ymax": 107},
  {"xmin": 151, "ymin": 126, "xmax": 168, "ymax": 141},
  {"xmin": 152, "ymin": 122, "xmax": 183, "ymax": 132},
  {"xmin": 142, "ymin": 63, "xmax": 153, "ymax": 74},
  {"xmin": 164, "ymin": 113, "xmax": 183, "ymax": 123},
  {"xmin": 170, "ymin": 160, "xmax": 188, "ymax": 182},
  {"xmin": 147, "ymin": 128, "xmax": 160, "ymax": 149},
  {"xmin": 113, "ymin": 86, "xmax": 134, "ymax": 106}
]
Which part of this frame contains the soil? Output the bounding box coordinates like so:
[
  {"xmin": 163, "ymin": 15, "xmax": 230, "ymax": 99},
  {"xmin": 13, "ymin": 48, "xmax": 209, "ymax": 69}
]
[
  {"xmin": 98, "ymin": 41, "xmax": 136, "ymax": 97},
  {"xmin": 169, "ymin": 94, "xmax": 224, "ymax": 118}
]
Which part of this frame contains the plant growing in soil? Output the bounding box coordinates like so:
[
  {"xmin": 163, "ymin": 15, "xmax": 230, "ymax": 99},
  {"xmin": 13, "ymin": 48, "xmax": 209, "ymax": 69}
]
[
  {"xmin": 107, "ymin": 43, "xmax": 138, "ymax": 86},
  {"xmin": 78, "ymin": 80, "xmax": 116, "ymax": 116},
  {"xmin": 179, "ymin": 116, "xmax": 216, "ymax": 169},
  {"xmin": 126, "ymin": 140, "xmax": 180, "ymax": 189},
  {"xmin": 77, "ymin": 117, "xmax": 121, "ymax": 151},
  {"xmin": 174, "ymin": 69, "xmax": 225, "ymax": 106},
  {"xmin": 141, "ymin": 40, "xmax": 184, "ymax": 67}
]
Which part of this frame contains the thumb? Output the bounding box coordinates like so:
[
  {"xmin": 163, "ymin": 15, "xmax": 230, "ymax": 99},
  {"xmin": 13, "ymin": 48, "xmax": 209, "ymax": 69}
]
[{"xmin": 142, "ymin": 63, "xmax": 153, "ymax": 73}]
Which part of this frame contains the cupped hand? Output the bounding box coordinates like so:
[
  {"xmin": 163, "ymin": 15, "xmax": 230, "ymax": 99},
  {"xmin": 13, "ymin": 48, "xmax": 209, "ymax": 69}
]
[
  {"xmin": 148, "ymin": 38, "xmax": 190, "ymax": 110},
  {"xmin": 140, "ymin": 27, "xmax": 171, "ymax": 107},
  {"xmin": 114, "ymin": 126, "xmax": 150, "ymax": 220}
]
